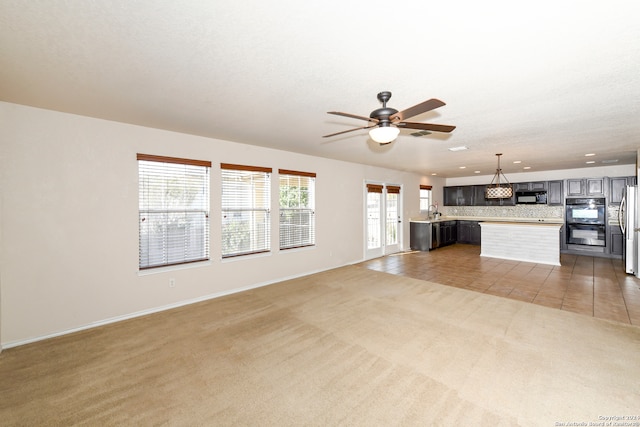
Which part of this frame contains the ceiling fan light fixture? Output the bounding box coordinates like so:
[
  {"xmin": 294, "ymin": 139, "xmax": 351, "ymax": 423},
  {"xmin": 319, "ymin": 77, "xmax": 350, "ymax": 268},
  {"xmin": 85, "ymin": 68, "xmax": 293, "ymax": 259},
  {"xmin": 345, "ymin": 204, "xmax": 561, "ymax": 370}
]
[
  {"xmin": 369, "ymin": 125, "xmax": 400, "ymax": 144},
  {"xmin": 486, "ymin": 153, "xmax": 513, "ymax": 199}
]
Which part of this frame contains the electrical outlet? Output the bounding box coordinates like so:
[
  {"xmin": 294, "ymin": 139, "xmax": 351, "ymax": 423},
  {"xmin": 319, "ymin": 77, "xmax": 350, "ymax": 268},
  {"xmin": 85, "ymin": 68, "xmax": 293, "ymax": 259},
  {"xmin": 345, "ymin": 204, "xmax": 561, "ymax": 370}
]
[{"xmin": 169, "ymin": 278, "xmax": 176, "ymax": 288}]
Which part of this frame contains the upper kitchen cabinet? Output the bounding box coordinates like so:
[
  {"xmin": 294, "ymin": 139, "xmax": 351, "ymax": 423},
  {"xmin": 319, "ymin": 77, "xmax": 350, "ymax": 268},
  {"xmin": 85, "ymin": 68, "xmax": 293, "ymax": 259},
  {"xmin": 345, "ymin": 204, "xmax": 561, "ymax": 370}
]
[
  {"xmin": 472, "ymin": 185, "xmax": 490, "ymax": 206},
  {"xmin": 472, "ymin": 185, "xmax": 503, "ymax": 206},
  {"xmin": 444, "ymin": 186, "xmax": 473, "ymax": 206},
  {"xmin": 513, "ymin": 181, "xmax": 547, "ymax": 192},
  {"xmin": 566, "ymin": 178, "xmax": 606, "ymax": 198},
  {"xmin": 547, "ymin": 180, "xmax": 564, "ymax": 205},
  {"xmin": 609, "ymin": 176, "xmax": 637, "ymax": 205}
]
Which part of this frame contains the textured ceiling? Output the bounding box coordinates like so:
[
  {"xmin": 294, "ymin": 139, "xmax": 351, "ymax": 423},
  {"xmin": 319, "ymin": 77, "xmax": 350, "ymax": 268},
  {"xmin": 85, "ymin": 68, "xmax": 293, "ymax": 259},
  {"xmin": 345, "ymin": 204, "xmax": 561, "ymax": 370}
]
[{"xmin": 1, "ymin": 1, "xmax": 639, "ymax": 178}]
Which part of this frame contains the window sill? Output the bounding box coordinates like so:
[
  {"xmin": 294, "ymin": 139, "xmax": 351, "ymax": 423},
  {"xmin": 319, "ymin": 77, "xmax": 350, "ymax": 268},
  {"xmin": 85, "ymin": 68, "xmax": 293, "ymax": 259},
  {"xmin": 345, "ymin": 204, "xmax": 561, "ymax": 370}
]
[
  {"xmin": 137, "ymin": 260, "xmax": 212, "ymax": 276},
  {"xmin": 221, "ymin": 251, "xmax": 272, "ymax": 263}
]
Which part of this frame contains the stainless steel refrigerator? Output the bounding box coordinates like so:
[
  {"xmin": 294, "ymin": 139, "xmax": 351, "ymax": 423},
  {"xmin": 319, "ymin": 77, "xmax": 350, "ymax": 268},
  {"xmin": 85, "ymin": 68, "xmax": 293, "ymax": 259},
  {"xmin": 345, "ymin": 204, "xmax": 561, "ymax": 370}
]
[{"xmin": 619, "ymin": 185, "xmax": 638, "ymax": 275}]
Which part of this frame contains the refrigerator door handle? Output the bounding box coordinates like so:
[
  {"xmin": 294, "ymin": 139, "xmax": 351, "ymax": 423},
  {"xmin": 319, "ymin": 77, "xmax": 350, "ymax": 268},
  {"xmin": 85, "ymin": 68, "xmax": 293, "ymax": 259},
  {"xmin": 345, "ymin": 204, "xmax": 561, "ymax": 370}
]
[{"xmin": 620, "ymin": 194, "xmax": 626, "ymax": 234}]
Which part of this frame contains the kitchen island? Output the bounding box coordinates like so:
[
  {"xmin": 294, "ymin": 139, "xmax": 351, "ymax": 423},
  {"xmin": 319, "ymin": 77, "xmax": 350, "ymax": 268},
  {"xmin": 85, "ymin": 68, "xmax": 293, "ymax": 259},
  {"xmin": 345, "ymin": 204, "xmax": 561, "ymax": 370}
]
[{"xmin": 479, "ymin": 221, "xmax": 563, "ymax": 266}]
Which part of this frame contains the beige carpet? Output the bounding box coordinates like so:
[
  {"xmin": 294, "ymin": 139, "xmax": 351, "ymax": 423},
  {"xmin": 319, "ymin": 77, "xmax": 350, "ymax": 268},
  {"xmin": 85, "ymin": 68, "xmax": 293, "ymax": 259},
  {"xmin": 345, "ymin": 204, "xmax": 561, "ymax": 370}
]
[{"xmin": 1, "ymin": 265, "xmax": 639, "ymax": 426}]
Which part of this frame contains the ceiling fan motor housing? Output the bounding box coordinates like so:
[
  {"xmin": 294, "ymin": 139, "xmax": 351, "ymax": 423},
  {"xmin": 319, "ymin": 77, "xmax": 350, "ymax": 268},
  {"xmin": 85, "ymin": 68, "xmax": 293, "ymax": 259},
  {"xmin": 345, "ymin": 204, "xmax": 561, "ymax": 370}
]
[
  {"xmin": 370, "ymin": 108, "xmax": 398, "ymax": 124},
  {"xmin": 371, "ymin": 91, "xmax": 397, "ymax": 125}
]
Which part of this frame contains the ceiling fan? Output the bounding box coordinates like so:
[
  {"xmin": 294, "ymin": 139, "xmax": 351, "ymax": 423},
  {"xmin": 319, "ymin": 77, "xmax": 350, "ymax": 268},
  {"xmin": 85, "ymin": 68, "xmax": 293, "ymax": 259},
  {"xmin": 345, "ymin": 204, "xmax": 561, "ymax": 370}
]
[{"xmin": 323, "ymin": 91, "xmax": 456, "ymax": 144}]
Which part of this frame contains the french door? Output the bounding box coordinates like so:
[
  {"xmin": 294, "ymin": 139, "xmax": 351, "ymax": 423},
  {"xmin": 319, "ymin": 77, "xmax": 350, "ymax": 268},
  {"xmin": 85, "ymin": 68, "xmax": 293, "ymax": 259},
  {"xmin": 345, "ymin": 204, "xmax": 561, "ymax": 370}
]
[{"xmin": 365, "ymin": 182, "xmax": 402, "ymax": 259}]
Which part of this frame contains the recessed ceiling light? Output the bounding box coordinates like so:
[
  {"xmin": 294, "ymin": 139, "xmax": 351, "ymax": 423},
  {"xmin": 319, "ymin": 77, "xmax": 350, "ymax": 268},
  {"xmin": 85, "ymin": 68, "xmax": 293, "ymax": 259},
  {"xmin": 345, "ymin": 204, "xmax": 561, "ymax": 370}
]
[
  {"xmin": 459, "ymin": 166, "xmax": 466, "ymax": 169},
  {"xmin": 585, "ymin": 153, "xmax": 596, "ymax": 157},
  {"xmin": 431, "ymin": 173, "xmax": 437, "ymax": 176},
  {"xmin": 474, "ymin": 170, "xmax": 481, "ymax": 174},
  {"xmin": 448, "ymin": 146, "xmax": 469, "ymax": 152},
  {"xmin": 586, "ymin": 161, "xmax": 596, "ymax": 164},
  {"xmin": 523, "ymin": 166, "xmax": 531, "ymax": 170},
  {"xmin": 513, "ymin": 160, "xmax": 522, "ymax": 164}
]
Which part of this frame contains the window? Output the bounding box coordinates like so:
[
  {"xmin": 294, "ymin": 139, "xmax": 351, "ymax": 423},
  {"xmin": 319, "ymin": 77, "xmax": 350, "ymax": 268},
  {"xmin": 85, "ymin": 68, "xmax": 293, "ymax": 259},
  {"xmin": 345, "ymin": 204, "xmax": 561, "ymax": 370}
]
[
  {"xmin": 420, "ymin": 185, "xmax": 432, "ymax": 214},
  {"xmin": 137, "ymin": 154, "xmax": 211, "ymax": 270},
  {"xmin": 221, "ymin": 163, "xmax": 271, "ymax": 258},
  {"xmin": 279, "ymin": 169, "xmax": 316, "ymax": 250}
]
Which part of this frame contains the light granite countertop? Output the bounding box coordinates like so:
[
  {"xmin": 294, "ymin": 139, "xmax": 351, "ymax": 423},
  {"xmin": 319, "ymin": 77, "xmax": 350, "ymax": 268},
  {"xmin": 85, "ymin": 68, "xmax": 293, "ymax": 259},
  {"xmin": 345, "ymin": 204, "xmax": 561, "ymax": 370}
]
[
  {"xmin": 479, "ymin": 221, "xmax": 563, "ymax": 228},
  {"xmin": 410, "ymin": 216, "xmax": 564, "ymax": 224}
]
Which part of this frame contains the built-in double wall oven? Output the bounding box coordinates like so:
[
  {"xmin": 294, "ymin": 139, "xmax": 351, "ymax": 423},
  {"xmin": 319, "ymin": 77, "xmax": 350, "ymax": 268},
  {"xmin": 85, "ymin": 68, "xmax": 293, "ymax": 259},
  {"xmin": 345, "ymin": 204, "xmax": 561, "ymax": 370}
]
[{"xmin": 565, "ymin": 197, "xmax": 606, "ymax": 247}]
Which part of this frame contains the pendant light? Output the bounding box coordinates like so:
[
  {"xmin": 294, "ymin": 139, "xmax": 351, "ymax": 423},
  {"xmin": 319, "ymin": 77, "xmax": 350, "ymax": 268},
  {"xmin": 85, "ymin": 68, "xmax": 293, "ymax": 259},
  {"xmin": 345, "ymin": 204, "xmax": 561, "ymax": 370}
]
[{"xmin": 486, "ymin": 153, "xmax": 513, "ymax": 199}]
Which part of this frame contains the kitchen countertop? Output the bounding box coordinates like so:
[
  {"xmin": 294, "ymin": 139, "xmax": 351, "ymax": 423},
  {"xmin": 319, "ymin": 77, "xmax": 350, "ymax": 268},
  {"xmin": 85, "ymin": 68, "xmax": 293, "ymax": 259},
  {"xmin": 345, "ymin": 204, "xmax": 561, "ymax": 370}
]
[
  {"xmin": 479, "ymin": 221, "xmax": 563, "ymax": 228},
  {"xmin": 410, "ymin": 216, "xmax": 564, "ymax": 224}
]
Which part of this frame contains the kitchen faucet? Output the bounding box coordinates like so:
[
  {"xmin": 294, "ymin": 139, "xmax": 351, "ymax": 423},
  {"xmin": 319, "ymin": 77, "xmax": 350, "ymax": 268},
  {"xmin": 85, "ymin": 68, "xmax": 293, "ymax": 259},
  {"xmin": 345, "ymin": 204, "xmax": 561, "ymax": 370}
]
[{"xmin": 428, "ymin": 204, "xmax": 440, "ymax": 219}]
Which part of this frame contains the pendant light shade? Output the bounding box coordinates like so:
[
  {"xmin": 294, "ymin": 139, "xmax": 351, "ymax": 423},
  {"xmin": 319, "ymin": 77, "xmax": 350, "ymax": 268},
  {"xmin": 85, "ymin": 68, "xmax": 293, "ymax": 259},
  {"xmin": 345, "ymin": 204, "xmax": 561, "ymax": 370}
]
[
  {"xmin": 369, "ymin": 125, "xmax": 400, "ymax": 144},
  {"xmin": 486, "ymin": 153, "xmax": 513, "ymax": 199}
]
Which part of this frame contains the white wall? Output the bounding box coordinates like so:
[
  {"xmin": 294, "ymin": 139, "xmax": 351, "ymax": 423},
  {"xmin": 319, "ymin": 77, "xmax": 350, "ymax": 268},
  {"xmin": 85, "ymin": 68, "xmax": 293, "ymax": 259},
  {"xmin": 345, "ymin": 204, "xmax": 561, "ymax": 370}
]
[{"xmin": 0, "ymin": 102, "xmax": 423, "ymax": 347}]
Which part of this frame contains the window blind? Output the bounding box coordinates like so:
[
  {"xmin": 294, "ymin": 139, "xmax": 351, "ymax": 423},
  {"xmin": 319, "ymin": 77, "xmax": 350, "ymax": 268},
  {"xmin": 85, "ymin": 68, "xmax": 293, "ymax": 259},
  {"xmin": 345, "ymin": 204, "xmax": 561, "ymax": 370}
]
[
  {"xmin": 221, "ymin": 163, "xmax": 272, "ymax": 258},
  {"xmin": 367, "ymin": 184, "xmax": 383, "ymax": 193},
  {"xmin": 387, "ymin": 185, "xmax": 401, "ymax": 194},
  {"xmin": 279, "ymin": 169, "xmax": 316, "ymax": 250},
  {"xmin": 138, "ymin": 154, "xmax": 211, "ymax": 269}
]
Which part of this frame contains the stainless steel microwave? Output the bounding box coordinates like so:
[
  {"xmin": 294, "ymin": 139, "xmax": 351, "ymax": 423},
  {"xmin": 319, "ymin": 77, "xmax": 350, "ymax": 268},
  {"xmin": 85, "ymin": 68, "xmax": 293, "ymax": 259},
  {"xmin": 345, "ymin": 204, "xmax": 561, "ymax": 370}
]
[{"xmin": 516, "ymin": 191, "xmax": 547, "ymax": 204}]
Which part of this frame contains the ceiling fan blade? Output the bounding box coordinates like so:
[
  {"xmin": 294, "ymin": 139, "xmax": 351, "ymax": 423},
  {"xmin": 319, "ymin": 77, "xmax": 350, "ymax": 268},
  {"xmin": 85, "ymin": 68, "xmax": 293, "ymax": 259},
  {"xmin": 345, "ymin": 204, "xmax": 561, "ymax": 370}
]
[
  {"xmin": 328, "ymin": 111, "xmax": 379, "ymax": 123},
  {"xmin": 396, "ymin": 122, "xmax": 456, "ymax": 133},
  {"xmin": 390, "ymin": 98, "xmax": 446, "ymax": 121},
  {"xmin": 323, "ymin": 124, "xmax": 376, "ymax": 138}
]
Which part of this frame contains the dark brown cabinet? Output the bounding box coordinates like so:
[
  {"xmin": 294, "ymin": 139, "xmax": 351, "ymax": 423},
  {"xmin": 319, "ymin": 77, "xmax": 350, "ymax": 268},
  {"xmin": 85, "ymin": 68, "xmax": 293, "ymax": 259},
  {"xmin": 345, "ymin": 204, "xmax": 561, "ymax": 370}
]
[
  {"xmin": 410, "ymin": 222, "xmax": 431, "ymax": 251},
  {"xmin": 566, "ymin": 178, "xmax": 605, "ymax": 197},
  {"xmin": 445, "ymin": 176, "xmax": 624, "ymax": 207},
  {"xmin": 547, "ymin": 180, "xmax": 563, "ymax": 205},
  {"xmin": 443, "ymin": 186, "xmax": 473, "ymax": 206},
  {"xmin": 609, "ymin": 226, "xmax": 623, "ymax": 256},
  {"xmin": 439, "ymin": 221, "xmax": 458, "ymax": 246},
  {"xmin": 609, "ymin": 176, "xmax": 636, "ymax": 205},
  {"xmin": 471, "ymin": 185, "xmax": 507, "ymax": 206},
  {"xmin": 457, "ymin": 221, "xmax": 481, "ymax": 245},
  {"xmin": 514, "ymin": 181, "xmax": 547, "ymax": 191}
]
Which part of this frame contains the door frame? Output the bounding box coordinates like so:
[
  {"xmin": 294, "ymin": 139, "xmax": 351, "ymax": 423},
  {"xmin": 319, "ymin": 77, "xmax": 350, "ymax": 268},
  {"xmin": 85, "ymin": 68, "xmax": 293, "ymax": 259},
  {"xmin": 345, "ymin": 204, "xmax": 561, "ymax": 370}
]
[{"xmin": 364, "ymin": 181, "xmax": 402, "ymax": 260}]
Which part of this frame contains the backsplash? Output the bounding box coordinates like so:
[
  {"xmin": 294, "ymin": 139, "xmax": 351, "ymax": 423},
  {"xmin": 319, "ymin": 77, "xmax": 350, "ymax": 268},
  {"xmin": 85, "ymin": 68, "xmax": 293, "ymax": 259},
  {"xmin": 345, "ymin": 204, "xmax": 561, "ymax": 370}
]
[{"xmin": 440, "ymin": 204, "xmax": 563, "ymax": 219}]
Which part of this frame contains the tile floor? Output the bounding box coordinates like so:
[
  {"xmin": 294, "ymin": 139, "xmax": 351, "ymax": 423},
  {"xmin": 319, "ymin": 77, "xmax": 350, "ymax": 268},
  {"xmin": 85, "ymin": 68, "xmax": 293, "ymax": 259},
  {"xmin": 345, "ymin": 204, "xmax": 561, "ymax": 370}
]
[{"xmin": 356, "ymin": 244, "xmax": 640, "ymax": 326}]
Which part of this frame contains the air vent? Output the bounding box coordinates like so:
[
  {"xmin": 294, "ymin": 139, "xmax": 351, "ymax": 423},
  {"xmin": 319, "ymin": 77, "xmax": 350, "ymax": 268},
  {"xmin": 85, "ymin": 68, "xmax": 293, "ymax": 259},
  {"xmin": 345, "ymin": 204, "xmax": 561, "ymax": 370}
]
[
  {"xmin": 410, "ymin": 130, "xmax": 432, "ymax": 137},
  {"xmin": 601, "ymin": 159, "xmax": 619, "ymax": 164}
]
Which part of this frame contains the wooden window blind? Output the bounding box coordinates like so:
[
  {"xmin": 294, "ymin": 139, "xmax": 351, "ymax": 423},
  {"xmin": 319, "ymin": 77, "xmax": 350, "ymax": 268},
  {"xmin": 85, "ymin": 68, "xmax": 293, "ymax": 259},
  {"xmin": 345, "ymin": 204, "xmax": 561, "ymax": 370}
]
[
  {"xmin": 137, "ymin": 154, "xmax": 211, "ymax": 270},
  {"xmin": 279, "ymin": 169, "xmax": 316, "ymax": 250},
  {"xmin": 387, "ymin": 185, "xmax": 401, "ymax": 194},
  {"xmin": 367, "ymin": 184, "xmax": 384, "ymax": 193},
  {"xmin": 221, "ymin": 163, "xmax": 272, "ymax": 258}
]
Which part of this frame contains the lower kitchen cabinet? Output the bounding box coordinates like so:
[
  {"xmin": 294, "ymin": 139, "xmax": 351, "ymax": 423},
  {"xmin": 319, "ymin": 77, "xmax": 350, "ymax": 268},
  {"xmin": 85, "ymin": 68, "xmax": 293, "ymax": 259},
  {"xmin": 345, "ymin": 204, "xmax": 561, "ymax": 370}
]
[
  {"xmin": 457, "ymin": 221, "xmax": 481, "ymax": 245},
  {"xmin": 410, "ymin": 222, "xmax": 431, "ymax": 251},
  {"xmin": 439, "ymin": 221, "xmax": 458, "ymax": 247},
  {"xmin": 609, "ymin": 226, "xmax": 623, "ymax": 256}
]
